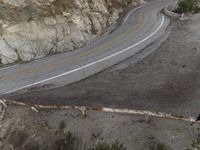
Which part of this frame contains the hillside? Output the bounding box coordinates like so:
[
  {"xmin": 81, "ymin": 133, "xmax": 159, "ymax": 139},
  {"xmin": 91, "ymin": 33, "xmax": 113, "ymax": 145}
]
[{"xmin": 0, "ymin": 0, "xmax": 143, "ymax": 64}]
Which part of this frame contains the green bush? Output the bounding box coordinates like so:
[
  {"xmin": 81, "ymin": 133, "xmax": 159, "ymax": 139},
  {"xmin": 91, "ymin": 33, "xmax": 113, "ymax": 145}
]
[
  {"xmin": 175, "ymin": 0, "xmax": 200, "ymax": 13},
  {"xmin": 88, "ymin": 141, "xmax": 126, "ymax": 150},
  {"xmin": 191, "ymin": 135, "xmax": 200, "ymax": 150}
]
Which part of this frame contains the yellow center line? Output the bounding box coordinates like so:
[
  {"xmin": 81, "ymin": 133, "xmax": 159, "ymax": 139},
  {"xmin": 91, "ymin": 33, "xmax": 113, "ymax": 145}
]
[{"xmin": 0, "ymin": 11, "xmax": 145, "ymax": 81}]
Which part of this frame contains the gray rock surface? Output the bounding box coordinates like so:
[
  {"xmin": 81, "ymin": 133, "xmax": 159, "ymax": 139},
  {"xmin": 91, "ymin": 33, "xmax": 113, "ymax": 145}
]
[{"xmin": 0, "ymin": 0, "xmax": 144, "ymax": 64}]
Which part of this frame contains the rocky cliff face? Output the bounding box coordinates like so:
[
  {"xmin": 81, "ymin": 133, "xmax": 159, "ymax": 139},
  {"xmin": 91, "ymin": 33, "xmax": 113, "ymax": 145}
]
[{"xmin": 0, "ymin": 0, "xmax": 143, "ymax": 64}]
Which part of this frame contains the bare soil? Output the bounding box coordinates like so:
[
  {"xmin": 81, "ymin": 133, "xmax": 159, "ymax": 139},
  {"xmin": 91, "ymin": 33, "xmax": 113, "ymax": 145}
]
[{"xmin": 0, "ymin": 105, "xmax": 199, "ymax": 150}]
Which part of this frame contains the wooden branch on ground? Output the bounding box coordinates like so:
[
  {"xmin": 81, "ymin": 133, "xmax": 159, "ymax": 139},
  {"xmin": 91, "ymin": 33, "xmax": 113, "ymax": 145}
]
[{"xmin": 2, "ymin": 99, "xmax": 200, "ymax": 123}]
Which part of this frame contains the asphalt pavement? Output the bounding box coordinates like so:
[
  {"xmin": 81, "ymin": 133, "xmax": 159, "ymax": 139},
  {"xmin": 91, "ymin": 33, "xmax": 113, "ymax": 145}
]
[{"xmin": 0, "ymin": 0, "xmax": 175, "ymax": 97}]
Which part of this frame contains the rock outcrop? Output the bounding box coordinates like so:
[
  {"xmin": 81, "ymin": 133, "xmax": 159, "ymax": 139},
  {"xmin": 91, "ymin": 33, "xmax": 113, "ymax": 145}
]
[{"xmin": 0, "ymin": 0, "xmax": 144, "ymax": 64}]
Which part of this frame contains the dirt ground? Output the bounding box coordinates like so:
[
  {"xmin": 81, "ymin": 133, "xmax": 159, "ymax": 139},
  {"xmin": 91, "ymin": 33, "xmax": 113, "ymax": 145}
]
[
  {"xmin": 0, "ymin": 105, "xmax": 199, "ymax": 150},
  {"xmin": 1, "ymin": 12, "xmax": 200, "ymax": 150}
]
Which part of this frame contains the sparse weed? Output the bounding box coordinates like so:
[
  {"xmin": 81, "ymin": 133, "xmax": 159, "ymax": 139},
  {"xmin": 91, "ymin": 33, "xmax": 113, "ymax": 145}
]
[
  {"xmin": 88, "ymin": 140, "xmax": 126, "ymax": 150},
  {"xmin": 191, "ymin": 135, "xmax": 200, "ymax": 150},
  {"xmin": 59, "ymin": 120, "xmax": 66, "ymax": 130},
  {"xmin": 54, "ymin": 132, "xmax": 77, "ymax": 150},
  {"xmin": 155, "ymin": 143, "xmax": 169, "ymax": 150}
]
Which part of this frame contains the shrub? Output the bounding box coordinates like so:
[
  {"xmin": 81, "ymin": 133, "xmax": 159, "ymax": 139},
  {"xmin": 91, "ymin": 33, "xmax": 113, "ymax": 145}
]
[
  {"xmin": 175, "ymin": 0, "xmax": 200, "ymax": 13},
  {"xmin": 54, "ymin": 132, "xmax": 77, "ymax": 150},
  {"xmin": 59, "ymin": 120, "xmax": 66, "ymax": 130},
  {"xmin": 88, "ymin": 141, "xmax": 126, "ymax": 150},
  {"xmin": 191, "ymin": 135, "xmax": 200, "ymax": 150},
  {"xmin": 155, "ymin": 143, "xmax": 169, "ymax": 150}
]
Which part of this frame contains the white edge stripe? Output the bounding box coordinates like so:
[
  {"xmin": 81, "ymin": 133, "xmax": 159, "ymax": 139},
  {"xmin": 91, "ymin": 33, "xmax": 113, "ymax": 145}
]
[
  {"xmin": 123, "ymin": 6, "xmax": 143, "ymax": 24},
  {"xmin": 3, "ymin": 15, "xmax": 165, "ymax": 95}
]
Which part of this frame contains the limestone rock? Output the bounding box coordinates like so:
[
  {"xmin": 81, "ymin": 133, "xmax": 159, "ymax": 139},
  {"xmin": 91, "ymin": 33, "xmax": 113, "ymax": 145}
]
[
  {"xmin": 0, "ymin": 0, "xmax": 142, "ymax": 64},
  {"xmin": 0, "ymin": 37, "xmax": 18, "ymax": 64}
]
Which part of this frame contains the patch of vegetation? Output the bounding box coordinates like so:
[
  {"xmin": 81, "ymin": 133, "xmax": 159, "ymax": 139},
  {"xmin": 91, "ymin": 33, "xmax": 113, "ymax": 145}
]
[
  {"xmin": 148, "ymin": 135, "xmax": 172, "ymax": 150},
  {"xmin": 191, "ymin": 135, "xmax": 200, "ymax": 150},
  {"xmin": 54, "ymin": 132, "xmax": 78, "ymax": 150},
  {"xmin": 175, "ymin": 0, "xmax": 200, "ymax": 13},
  {"xmin": 155, "ymin": 143, "xmax": 170, "ymax": 150},
  {"xmin": 59, "ymin": 120, "xmax": 66, "ymax": 130},
  {"xmin": 88, "ymin": 140, "xmax": 126, "ymax": 150},
  {"xmin": 8, "ymin": 130, "xmax": 27, "ymax": 148}
]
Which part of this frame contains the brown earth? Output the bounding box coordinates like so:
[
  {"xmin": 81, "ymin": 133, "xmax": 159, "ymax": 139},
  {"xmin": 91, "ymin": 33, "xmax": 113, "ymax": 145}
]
[{"xmin": 0, "ymin": 105, "xmax": 199, "ymax": 150}]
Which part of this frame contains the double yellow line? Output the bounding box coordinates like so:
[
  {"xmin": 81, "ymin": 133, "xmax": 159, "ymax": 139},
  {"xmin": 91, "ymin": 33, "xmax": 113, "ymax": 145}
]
[{"xmin": 0, "ymin": 11, "xmax": 145, "ymax": 81}]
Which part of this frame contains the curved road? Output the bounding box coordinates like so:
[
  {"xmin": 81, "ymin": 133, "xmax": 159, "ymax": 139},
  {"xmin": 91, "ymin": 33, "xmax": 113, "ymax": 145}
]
[{"xmin": 0, "ymin": 0, "xmax": 175, "ymax": 97}]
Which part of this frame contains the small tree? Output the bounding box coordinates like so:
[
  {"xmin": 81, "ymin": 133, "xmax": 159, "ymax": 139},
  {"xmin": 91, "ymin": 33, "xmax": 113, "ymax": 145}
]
[{"xmin": 175, "ymin": 0, "xmax": 200, "ymax": 13}]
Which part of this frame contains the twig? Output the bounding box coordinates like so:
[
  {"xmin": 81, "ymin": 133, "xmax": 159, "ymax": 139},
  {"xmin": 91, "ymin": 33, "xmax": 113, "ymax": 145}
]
[
  {"xmin": 0, "ymin": 99, "xmax": 7, "ymax": 108},
  {"xmin": 0, "ymin": 99, "xmax": 7, "ymax": 120},
  {"xmin": 31, "ymin": 106, "xmax": 39, "ymax": 113}
]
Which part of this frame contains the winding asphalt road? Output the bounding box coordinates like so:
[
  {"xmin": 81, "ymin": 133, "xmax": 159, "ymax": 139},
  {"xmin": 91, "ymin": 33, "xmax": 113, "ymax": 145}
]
[{"xmin": 0, "ymin": 0, "xmax": 175, "ymax": 97}]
